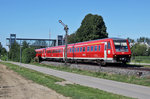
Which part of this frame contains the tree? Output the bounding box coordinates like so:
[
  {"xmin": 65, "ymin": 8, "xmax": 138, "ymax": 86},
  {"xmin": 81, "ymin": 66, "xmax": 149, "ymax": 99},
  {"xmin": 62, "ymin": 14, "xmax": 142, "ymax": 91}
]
[
  {"xmin": 147, "ymin": 48, "xmax": 150, "ymax": 56},
  {"xmin": 22, "ymin": 41, "xmax": 29, "ymax": 51},
  {"xmin": 131, "ymin": 44, "xmax": 147, "ymax": 56},
  {"xmin": 68, "ymin": 33, "xmax": 76, "ymax": 44},
  {"xmin": 0, "ymin": 42, "xmax": 2, "ymax": 58},
  {"xmin": 1, "ymin": 48, "xmax": 7, "ymax": 56},
  {"xmin": 68, "ymin": 13, "xmax": 108, "ymax": 43},
  {"xmin": 9, "ymin": 42, "xmax": 20, "ymax": 62},
  {"xmin": 22, "ymin": 48, "xmax": 36, "ymax": 63},
  {"xmin": 0, "ymin": 42, "xmax": 7, "ymax": 59}
]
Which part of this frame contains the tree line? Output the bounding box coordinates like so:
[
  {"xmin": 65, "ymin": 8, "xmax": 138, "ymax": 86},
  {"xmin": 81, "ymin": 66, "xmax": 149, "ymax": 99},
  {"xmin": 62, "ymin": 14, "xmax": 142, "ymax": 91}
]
[{"xmin": 1, "ymin": 41, "xmax": 36, "ymax": 63}]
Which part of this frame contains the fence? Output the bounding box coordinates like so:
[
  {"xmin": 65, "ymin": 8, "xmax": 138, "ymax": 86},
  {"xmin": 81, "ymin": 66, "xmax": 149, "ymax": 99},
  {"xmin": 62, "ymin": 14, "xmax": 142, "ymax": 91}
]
[{"xmin": 131, "ymin": 56, "xmax": 150, "ymax": 64}]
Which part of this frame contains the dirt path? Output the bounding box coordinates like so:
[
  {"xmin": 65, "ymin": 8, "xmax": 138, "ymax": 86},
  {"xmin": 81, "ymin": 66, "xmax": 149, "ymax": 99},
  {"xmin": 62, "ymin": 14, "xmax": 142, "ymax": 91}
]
[{"xmin": 0, "ymin": 64, "xmax": 70, "ymax": 99}]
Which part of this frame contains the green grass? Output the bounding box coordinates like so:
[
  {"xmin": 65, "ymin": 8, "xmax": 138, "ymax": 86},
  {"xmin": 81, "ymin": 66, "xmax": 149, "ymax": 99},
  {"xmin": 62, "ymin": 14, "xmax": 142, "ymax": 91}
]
[
  {"xmin": 142, "ymin": 65, "xmax": 150, "ymax": 68},
  {"xmin": 131, "ymin": 56, "xmax": 150, "ymax": 63},
  {"xmin": 31, "ymin": 62, "xmax": 150, "ymax": 87},
  {"xmin": 0, "ymin": 62, "xmax": 132, "ymax": 99}
]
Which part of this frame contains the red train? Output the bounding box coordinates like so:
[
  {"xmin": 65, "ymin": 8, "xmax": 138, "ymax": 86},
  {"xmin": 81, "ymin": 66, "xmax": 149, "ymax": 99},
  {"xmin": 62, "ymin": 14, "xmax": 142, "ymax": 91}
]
[{"xmin": 35, "ymin": 38, "xmax": 131, "ymax": 65}]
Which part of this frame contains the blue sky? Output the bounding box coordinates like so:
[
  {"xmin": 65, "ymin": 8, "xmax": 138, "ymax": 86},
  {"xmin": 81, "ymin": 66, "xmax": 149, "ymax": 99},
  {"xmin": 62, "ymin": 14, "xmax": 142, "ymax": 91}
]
[{"xmin": 0, "ymin": 0, "xmax": 150, "ymax": 50}]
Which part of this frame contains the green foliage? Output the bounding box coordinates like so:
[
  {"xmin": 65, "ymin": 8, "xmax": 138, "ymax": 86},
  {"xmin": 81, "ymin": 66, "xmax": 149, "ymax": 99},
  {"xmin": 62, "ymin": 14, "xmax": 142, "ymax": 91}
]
[
  {"xmin": 0, "ymin": 42, "xmax": 2, "ymax": 55},
  {"xmin": 1, "ymin": 48, "xmax": 7, "ymax": 55},
  {"xmin": 22, "ymin": 48, "xmax": 36, "ymax": 63},
  {"xmin": 131, "ymin": 43, "xmax": 148, "ymax": 56},
  {"xmin": 22, "ymin": 41, "xmax": 29, "ymax": 51},
  {"xmin": 131, "ymin": 56, "xmax": 150, "ymax": 63},
  {"xmin": 9, "ymin": 42, "xmax": 20, "ymax": 62},
  {"xmin": 0, "ymin": 42, "xmax": 7, "ymax": 58},
  {"xmin": 68, "ymin": 13, "xmax": 108, "ymax": 43},
  {"xmin": 68, "ymin": 33, "xmax": 76, "ymax": 44},
  {"xmin": 1, "ymin": 55, "xmax": 8, "ymax": 61},
  {"xmin": 2, "ymin": 62, "xmax": 132, "ymax": 99},
  {"xmin": 148, "ymin": 48, "xmax": 150, "ymax": 56}
]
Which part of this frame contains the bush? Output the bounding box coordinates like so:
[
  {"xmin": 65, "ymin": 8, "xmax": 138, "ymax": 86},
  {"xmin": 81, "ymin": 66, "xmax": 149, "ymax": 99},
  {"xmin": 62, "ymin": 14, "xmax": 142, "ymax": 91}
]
[
  {"xmin": 131, "ymin": 44, "xmax": 147, "ymax": 56},
  {"xmin": 1, "ymin": 55, "xmax": 8, "ymax": 61},
  {"xmin": 22, "ymin": 48, "xmax": 36, "ymax": 63}
]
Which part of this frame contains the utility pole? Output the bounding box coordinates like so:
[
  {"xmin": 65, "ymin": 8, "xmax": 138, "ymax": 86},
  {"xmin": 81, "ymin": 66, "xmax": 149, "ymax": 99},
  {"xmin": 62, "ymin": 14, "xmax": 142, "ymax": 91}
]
[{"xmin": 59, "ymin": 20, "xmax": 69, "ymax": 65}]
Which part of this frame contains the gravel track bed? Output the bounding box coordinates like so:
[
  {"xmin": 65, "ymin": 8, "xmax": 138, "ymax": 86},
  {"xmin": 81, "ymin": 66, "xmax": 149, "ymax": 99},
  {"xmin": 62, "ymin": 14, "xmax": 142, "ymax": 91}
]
[{"xmin": 41, "ymin": 61, "xmax": 150, "ymax": 77}]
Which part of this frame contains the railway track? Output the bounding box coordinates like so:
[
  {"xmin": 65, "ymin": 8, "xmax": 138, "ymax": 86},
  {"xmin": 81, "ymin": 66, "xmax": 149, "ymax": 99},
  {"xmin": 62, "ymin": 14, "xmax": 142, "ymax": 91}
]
[{"xmin": 41, "ymin": 60, "xmax": 150, "ymax": 72}]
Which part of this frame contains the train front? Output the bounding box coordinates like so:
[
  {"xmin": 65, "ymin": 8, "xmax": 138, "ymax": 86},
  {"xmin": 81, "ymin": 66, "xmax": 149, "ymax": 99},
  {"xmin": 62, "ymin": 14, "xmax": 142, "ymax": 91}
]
[{"xmin": 112, "ymin": 39, "xmax": 131, "ymax": 64}]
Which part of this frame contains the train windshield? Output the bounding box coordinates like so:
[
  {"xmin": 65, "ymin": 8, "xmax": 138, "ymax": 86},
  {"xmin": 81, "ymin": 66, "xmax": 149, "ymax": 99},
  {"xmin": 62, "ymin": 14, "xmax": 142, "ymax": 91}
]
[{"xmin": 113, "ymin": 40, "xmax": 128, "ymax": 52}]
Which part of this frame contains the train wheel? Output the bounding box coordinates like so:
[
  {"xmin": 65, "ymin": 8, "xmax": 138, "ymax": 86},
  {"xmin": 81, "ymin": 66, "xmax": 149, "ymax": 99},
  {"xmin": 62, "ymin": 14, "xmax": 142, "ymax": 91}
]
[
  {"xmin": 121, "ymin": 61, "xmax": 127, "ymax": 66},
  {"xmin": 97, "ymin": 60, "xmax": 106, "ymax": 66},
  {"xmin": 97, "ymin": 60, "xmax": 102, "ymax": 66}
]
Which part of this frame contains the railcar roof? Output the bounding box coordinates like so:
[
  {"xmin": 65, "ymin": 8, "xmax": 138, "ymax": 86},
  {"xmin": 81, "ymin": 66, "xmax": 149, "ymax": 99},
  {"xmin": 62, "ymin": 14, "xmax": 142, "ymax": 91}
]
[
  {"xmin": 69, "ymin": 37, "xmax": 127, "ymax": 44},
  {"xmin": 36, "ymin": 38, "xmax": 127, "ymax": 50}
]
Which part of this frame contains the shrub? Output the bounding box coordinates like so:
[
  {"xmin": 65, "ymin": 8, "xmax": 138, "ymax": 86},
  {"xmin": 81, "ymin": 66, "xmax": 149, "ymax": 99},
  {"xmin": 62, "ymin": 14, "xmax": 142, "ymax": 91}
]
[
  {"xmin": 22, "ymin": 48, "xmax": 36, "ymax": 63},
  {"xmin": 1, "ymin": 55, "xmax": 8, "ymax": 61}
]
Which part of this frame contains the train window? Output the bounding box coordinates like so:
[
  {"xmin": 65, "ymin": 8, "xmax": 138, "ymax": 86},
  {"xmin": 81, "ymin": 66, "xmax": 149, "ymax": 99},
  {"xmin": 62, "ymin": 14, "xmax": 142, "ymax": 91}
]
[
  {"xmin": 72, "ymin": 48, "xmax": 74, "ymax": 52},
  {"xmin": 95, "ymin": 46, "xmax": 97, "ymax": 51},
  {"xmin": 83, "ymin": 47, "xmax": 85, "ymax": 52},
  {"xmin": 77, "ymin": 47, "xmax": 79, "ymax": 52},
  {"xmin": 87, "ymin": 46, "xmax": 90, "ymax": 52},
  {"xmin": 107, "ymin": 42, "xmax": 111, "ymax": 49},
  {"xmin": 91, "ymin": 46, "xmax": 93, "ymax": 51},
  {"xmin": 75, "ymin": 48, "xmax": 76, "ymax": 52},
  {"xmin": 114, "ymin": 40, "xmax": 128, "ymax": 52},
  {"xmin": 80, "ymin": 47, "xmax": 82, "ymax": 52},
  {"xmin": 99, "ymin": 45, "xmax": 101, "ymax": 51}
]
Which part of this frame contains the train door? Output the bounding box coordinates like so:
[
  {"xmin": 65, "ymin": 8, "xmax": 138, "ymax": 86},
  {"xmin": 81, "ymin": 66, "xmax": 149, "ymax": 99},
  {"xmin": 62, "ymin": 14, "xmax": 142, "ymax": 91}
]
[
  {"xmin": 82, "ymin": 46, "xmax": 86, "ymax": 58},
  {"xmin": 104, "ymin": 42, "xmax": 107, "ymax": 60},
  {"xmin": 106, "ymin": 41, "xmax": 113, "ymax": 59},
  {"xmin": 42, "ymin": 49, "xmax": 46, "ymax": 58}
]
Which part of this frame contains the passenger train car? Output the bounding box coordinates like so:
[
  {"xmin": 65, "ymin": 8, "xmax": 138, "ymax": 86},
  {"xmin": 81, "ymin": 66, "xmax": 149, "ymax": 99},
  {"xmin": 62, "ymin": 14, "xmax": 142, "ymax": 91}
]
[{"xmin": 35, "ymin": 38, "xmax": 131, "ymax": 65}]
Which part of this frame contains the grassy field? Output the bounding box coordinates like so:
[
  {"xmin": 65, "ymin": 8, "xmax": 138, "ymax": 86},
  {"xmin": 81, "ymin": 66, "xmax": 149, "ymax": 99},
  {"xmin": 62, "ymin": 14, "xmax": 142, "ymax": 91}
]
[
  {"xmin": 31, "ymin": 62, "xmax": 150, "ymax": 87},
  {"xmin": 0, "ymin": 62, "xmax": 132, "ymax": 99},
  {"xmin": 131, "ymin": 56, "xmax": 150, "ymax": 63}
]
